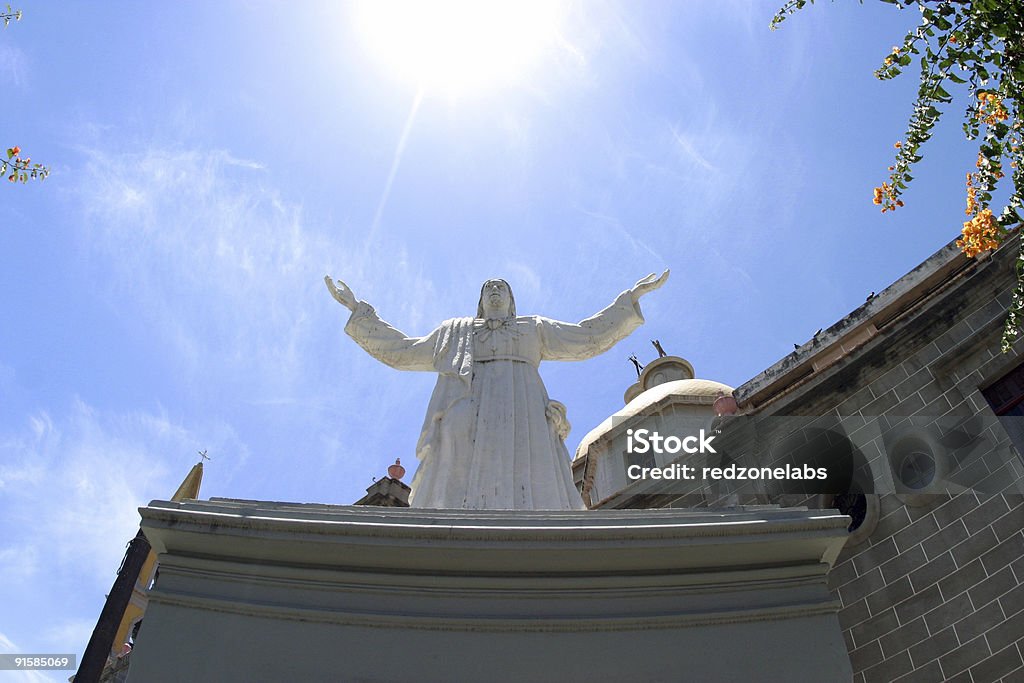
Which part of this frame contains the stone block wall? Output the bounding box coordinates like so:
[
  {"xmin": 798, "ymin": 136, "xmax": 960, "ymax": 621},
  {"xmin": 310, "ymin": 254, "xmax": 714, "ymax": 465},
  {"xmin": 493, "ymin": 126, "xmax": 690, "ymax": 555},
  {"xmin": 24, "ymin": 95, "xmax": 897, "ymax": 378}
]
[
  {"xmin": 789, "ymin": 248, "xmax": 1024, "ymax": 682},
  {"xmin": 832, "ymin": 492, "xmax": 1023, "ymax": 682},
  {"xmin": 696, "ymin": 241, "xmax": 1024, "ymax": 681}
]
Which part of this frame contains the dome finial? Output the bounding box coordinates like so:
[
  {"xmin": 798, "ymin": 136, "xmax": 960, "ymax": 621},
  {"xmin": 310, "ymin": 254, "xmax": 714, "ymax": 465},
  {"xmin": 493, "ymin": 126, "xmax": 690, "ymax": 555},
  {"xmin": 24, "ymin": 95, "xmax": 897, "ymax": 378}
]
[{"xmin": 388, "ymin": 459, "xmax": 406, "ymax": 480}]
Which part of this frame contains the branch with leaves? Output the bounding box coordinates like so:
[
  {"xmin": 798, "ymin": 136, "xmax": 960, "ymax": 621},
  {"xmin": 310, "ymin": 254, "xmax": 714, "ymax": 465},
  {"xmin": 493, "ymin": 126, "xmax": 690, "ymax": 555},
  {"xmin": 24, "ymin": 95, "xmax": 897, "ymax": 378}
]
[
  {"xmin": 772, "ymin": 0, "xmax": 1024, "ymax": 350},
  {"xmin": 3, "ymin": 146, "xmax": 49, "ymax": 183},
  {"xmin": 2, "ymin": 5, "xmax": 22, "ymax": 27}
]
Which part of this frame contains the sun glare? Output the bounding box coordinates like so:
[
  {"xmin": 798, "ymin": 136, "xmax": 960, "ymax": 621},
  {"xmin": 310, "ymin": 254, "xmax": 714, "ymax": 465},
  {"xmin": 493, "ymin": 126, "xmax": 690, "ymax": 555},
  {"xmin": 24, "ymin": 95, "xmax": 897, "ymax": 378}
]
[{"xmin": 353, "ymin": 0, "xmax": 564, "ymax": 94}]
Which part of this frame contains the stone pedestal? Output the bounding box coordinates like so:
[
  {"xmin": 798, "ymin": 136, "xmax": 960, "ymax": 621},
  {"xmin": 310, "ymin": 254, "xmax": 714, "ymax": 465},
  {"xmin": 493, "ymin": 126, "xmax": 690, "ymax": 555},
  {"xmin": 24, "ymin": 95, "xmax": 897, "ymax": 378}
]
[
  {"xmin": 130, "ymin": 499, "xmax": 852, "ymax": 682},
  {"xmin": 353, "ymin": 475, "xmax": 411, "ymax": 507}
]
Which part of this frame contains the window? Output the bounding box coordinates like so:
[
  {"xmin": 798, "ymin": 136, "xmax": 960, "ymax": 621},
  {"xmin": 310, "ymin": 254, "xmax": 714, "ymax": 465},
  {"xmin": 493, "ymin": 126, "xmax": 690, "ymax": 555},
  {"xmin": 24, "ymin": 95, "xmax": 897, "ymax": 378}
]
[
  {"xmin": 831, "ymin": 493, "xmax": 867, "ymax": 532},
  {"xmin": 983, "ymin": 362, "xmax": 1024, "ymax": 416},
  {"xmin": 982, "ymin": 362, "xmax": 1024, "ymax": 454},
  {"xmin": 898, "ymin": 451, "xmax": 936, "ymax": 490}
]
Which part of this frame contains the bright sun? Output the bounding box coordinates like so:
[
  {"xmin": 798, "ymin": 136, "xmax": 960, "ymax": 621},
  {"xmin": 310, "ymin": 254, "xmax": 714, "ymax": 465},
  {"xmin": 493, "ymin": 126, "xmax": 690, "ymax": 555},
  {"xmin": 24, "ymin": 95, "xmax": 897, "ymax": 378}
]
[{"xmin": 353, "ymin": 0, "xmax": 565, "ymax": 94}]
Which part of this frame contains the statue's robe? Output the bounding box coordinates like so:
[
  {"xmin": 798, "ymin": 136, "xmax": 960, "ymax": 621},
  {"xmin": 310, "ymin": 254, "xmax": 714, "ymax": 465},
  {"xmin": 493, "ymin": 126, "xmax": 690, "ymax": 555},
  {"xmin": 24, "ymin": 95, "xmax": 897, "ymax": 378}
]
[{"xmin": 345, "ymin": 291, "xmax": 644, "ymax": 509}]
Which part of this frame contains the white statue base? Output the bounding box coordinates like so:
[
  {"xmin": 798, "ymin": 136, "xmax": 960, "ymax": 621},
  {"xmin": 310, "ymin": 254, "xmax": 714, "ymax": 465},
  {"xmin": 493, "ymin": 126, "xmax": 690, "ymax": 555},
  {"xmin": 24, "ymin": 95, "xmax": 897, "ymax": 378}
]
[{"xmin": 129, "ymin": 500, "xmax": 853, "ymax": 682}]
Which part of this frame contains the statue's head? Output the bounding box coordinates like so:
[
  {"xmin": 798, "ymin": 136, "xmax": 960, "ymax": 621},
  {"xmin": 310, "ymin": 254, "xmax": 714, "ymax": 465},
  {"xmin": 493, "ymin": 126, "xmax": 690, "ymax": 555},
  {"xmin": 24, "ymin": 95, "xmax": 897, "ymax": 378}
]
[{"xmin": 477, "ymin": 279, "xmax": 516, "ymax": 319}]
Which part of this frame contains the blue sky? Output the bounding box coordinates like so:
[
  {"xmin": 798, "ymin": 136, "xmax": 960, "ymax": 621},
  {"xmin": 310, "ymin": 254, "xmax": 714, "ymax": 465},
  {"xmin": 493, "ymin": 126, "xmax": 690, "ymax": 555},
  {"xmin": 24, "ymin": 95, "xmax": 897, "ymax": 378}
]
[{"xmin": 0, "ymin": 0, "xmax": 988, "ymax": 675}]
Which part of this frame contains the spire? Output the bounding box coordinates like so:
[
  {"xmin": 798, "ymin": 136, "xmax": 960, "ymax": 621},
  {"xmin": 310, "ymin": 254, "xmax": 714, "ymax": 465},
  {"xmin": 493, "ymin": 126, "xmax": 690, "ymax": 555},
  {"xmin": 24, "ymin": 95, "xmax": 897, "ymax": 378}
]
[
  {"xmin": 171, "ymin": 462, "xmax": 203, "ymax": 502},
  {"xmin": 76, "ymin": 460, "xmax": 206, "ymax": 683}
]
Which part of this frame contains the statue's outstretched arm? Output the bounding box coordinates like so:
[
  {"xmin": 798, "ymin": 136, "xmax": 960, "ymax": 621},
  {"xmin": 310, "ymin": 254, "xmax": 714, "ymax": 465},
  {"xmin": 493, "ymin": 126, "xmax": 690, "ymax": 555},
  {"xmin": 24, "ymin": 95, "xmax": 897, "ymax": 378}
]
[
  {"xmin": 324, "ymin": 275, "xmax": 358, "ymax": 311},
  {"xmin": 536, "ymin": 271, "xmax": 668, "ymax": 362},
  {"xmin": 327, "ymin": 275, "xmax": 439, "ymax": 372}
]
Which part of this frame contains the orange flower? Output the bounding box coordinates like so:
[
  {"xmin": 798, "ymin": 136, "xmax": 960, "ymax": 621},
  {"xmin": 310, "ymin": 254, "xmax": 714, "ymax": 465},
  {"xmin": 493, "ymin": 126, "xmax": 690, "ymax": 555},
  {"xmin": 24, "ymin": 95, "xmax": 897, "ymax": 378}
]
[
  {"xmin": 10, "ymin": 146, "xmax": 20, "ymax": 156},
  {"xmin": 894, "ymin": 141, "xmax": 902, "ymax": 149},
  {"xmin": 958, "ymin": 208, "xmax": 1000, "ymax": 257},
  {"xmin": 873, "ymin": 181, "xmax": 900, "ymax": 212},
  {"xmin": 976, "ymin": 92, "xmax": 1009, "ymax": 125}
]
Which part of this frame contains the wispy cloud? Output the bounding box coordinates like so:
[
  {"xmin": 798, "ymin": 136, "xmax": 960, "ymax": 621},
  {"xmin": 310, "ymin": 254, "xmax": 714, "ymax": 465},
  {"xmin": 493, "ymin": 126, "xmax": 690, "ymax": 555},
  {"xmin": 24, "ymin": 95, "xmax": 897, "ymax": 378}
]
[
  {"xmin": 0, "ymin": 44, "xmax": 27, "ymax": 87},
  {"xmin": 0, "ymin": 400, "xmax": 244, "ymax": 584},
  {"xmin": 75, "ymin": 145, "xmax": 324, "ymax": 389},
  {"xmin": 72, "ymin": 141, "xmax": 444, "ymax": 398},
  {"xmin": 576, "ymin": 208, "xmax": 664, "ymax": 265},
  {"xmin": 0, "ymin": 398, "xmax": 254, "ymax": 668},
  {"xmin": 670, "ymin": 125, "xmax": 716, "ymax": 172}
]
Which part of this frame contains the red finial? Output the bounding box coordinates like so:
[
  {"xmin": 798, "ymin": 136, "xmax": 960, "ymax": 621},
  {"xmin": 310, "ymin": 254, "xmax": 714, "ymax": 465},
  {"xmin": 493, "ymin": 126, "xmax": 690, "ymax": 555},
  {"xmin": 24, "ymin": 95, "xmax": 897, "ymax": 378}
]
[
  {"xmin": 713, "ymin": 392, "xmax": 738, "ymax": 417},
  {"xmin": 388, "ymin": 458, "xmax": 406, "ymax": 480}
]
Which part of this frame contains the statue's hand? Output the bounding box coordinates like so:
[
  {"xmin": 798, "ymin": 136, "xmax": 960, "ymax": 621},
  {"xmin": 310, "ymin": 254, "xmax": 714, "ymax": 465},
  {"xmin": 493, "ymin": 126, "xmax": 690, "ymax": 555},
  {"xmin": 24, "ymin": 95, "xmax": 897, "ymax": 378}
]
[
  {"xmin": 630, "ymin": 269, "xmax": 670, "ymax": 301},
  {"xmin": 324, "ymin": 275, "xmax": 357, "ymax": 311},
  {"xmin": 545, "ymin": 401, "xmax": 571, "ymax": 441}
]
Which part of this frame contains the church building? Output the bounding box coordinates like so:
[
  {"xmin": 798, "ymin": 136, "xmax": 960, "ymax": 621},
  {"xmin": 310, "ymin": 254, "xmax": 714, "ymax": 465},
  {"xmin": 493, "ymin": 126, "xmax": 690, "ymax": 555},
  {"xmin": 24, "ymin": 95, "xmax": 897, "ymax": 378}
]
[{"xmin": 575, "ymin": 236, "xmax": 1024, "ymax": 682}]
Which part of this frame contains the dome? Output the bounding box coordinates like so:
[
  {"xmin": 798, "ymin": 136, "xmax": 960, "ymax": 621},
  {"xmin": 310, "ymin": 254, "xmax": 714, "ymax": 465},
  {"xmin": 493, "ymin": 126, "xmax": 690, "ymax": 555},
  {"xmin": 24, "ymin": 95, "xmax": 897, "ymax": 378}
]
[{"xmin": 574, "ymin": 378, "xmax": 735, "ymax": 462}]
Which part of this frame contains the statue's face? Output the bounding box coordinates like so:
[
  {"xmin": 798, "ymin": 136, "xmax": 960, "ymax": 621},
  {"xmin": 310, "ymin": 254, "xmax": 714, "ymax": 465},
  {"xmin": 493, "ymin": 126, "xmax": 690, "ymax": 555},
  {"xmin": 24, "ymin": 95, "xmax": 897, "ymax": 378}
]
[{"xmin": 481, "ymin": 279, "xmax": 511, "ymax": 317}]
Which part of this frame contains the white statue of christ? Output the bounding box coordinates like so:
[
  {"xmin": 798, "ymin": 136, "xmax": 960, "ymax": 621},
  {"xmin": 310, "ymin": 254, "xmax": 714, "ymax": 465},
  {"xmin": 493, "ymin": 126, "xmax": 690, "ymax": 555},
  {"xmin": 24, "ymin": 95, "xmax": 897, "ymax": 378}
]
[{"xmin": 325, "ymin": 271, "xmax": 668, "ymax": 510}]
